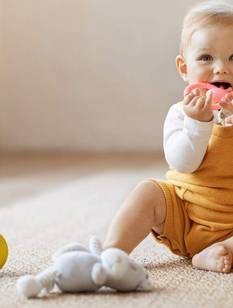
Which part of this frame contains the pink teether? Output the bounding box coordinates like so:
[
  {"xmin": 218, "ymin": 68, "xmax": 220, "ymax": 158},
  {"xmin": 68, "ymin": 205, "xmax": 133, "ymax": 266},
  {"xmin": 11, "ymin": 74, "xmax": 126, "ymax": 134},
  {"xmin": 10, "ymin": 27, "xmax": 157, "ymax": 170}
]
[{"xmin": 184, "ymin": 82, "xmax": 233, "ymax": 110}]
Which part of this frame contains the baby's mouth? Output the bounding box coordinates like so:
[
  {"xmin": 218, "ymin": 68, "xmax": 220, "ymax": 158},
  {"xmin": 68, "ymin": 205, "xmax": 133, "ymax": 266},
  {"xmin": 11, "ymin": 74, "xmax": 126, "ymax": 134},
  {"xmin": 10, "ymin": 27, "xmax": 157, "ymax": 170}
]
[{"xmin": 211, "ymin": 82, "xmax": 232, "ymax": 89}]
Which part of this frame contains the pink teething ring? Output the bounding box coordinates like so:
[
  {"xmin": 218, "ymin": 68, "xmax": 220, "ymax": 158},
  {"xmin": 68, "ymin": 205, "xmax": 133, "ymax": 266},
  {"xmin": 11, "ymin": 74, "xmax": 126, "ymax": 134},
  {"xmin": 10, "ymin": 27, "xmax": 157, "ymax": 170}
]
[{"xmin": 184, "ymin": 82, "xmax": 233, "ymax": 110}]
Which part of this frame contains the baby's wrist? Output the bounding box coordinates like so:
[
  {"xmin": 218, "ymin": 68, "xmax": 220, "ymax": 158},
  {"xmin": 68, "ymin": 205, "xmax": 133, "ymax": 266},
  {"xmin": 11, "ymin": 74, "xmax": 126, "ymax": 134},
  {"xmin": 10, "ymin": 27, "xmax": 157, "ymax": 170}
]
[
  {"xmin": 199, "ymin": 115, "xmax": 214, "ymax": 122},
  {"xmin": 184, "ymin": 112, "xmax": 213, "ymax": 123}
]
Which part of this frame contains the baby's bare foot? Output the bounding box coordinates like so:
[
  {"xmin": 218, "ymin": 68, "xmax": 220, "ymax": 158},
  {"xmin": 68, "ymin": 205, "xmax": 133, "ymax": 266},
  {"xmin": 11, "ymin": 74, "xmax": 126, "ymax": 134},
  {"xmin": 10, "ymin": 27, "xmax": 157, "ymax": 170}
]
[{"xmin": 192, "ymin": 245, "xmax": 232, "ymax": 273}]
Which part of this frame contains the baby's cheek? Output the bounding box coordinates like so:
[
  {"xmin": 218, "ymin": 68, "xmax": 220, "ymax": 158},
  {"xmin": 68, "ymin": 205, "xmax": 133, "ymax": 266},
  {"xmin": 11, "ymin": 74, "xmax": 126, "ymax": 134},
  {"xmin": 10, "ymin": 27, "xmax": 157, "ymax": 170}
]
[{"xmin": 188, "ymin": 65, "xmax": 210, "ymax": 83}]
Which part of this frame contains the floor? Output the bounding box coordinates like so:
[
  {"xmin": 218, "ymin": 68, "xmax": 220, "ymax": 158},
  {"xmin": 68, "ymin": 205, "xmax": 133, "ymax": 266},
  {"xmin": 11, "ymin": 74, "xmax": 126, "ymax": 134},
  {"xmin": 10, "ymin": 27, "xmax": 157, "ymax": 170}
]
[
  {"xmin": 2, "ymin": 152, "xmax": 233, "ymax": 308},
  {"xmin": 0, "ymin": 152, "xmax": 167, "ymax": 207}
]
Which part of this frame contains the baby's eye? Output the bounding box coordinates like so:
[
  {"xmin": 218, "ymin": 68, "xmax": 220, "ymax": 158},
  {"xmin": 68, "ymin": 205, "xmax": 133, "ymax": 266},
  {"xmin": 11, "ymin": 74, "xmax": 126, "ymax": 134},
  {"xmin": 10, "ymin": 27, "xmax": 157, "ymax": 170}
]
[
  {"xmin": 229, "ymin": 54, "xmax": 233, "ymax": 61},
  {"xmin": 198, "ymin": 54, "xmax": 213, "ymax": 62}
]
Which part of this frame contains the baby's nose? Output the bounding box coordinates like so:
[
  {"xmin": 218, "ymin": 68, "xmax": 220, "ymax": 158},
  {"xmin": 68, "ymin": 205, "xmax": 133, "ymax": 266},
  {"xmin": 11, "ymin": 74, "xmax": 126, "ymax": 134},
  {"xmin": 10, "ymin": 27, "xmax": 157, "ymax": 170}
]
[{"xmin": 214, "ymin": 61, "xmax": 230, "ymax": 74}]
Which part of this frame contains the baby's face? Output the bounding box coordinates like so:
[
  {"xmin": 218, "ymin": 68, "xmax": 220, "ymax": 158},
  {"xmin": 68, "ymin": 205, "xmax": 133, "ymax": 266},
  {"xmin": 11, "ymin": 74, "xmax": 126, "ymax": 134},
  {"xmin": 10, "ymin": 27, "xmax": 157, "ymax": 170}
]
[{"xmin": 181, "ymin": 24, "xmax": 233, "ymax": 89}]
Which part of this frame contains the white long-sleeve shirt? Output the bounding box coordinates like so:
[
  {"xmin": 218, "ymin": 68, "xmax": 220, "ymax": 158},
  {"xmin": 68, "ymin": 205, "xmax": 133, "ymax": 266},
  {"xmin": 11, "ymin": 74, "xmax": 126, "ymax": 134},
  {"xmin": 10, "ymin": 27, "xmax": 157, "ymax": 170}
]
[{"xmin": 163, "ymin": 102, "xmax": 214, "ymax": 173}]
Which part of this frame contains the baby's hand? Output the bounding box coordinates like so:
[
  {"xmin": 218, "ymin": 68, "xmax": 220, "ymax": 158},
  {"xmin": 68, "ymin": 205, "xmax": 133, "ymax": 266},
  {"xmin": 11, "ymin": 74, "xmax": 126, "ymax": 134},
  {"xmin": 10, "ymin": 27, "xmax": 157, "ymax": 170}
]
[
  {"xmin": 183, "ymin": 88, "xmax": 213, "ymax": 122},
  {"xmin": 218, "ymin": 93, "xmax": 233, "ymax": 113},
  {"xmin": 225, "ymin": 116, "xmax": 233, "ymax": 125}
]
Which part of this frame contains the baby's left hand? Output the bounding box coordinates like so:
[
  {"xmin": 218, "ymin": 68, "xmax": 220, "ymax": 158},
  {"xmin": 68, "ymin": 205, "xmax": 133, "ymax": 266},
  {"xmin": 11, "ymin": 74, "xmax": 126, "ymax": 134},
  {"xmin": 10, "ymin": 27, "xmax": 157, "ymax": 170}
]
[
  {"xmin": 218, "ymin": 93, "xmax": 233, "ymax": 113},
  {"xmin": 225, "ymin": 116, "xmax": 233, "ymax": 125}
]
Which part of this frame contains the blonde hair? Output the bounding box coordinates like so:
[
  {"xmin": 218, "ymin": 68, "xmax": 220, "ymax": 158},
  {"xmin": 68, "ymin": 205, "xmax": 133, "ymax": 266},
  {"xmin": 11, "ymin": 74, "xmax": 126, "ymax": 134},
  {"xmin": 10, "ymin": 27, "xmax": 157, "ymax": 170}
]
[{"xmin": 180, "ymin": 1, "xmax": 233, "ymax": 55}]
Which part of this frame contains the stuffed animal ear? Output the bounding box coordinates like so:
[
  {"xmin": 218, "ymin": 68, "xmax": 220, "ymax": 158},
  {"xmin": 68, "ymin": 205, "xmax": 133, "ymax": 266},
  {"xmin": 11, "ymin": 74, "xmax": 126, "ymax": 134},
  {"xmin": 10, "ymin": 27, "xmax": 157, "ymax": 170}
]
[
  {"xmin": 52, "ymin": 242, "xmax": 89, "ymax": 261},
  {"xmin": 89, "ymin": 236, "xmax": 103, "ymax": 255}
]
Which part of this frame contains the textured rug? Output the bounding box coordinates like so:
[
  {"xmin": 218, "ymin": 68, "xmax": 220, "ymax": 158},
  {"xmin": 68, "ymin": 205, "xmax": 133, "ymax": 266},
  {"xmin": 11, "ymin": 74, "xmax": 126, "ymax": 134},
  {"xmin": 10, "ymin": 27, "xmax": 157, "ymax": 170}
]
[{"xmin": 1, "ymin": 171, "xmax": 233, "ymax": 308}]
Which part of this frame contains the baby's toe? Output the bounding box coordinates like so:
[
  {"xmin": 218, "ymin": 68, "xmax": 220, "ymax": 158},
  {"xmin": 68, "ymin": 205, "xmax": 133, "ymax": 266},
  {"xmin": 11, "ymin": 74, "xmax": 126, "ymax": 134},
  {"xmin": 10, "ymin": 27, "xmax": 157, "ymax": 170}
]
[
  {"xmin": 222, "ymin": 264, "xmax": 231, "ymax": 273},
  {"xmin": 221, "ymin": 257, "xmax": 231, "ymax": 273},
  {"xmin": 224, "ymin": 255, "xmax": 232, "ymax": 264},
  {"xmin": 216, "ymin": 258, "xmax": 225, "ymax": 272}
]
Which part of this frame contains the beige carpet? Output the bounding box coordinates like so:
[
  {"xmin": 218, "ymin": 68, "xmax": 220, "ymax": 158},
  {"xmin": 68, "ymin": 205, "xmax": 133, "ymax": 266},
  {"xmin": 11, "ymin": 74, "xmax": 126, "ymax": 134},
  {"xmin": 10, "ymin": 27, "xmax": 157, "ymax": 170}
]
[{"xmin": 1, "ymin": 170, "xmax": 233, "ymax": 308}]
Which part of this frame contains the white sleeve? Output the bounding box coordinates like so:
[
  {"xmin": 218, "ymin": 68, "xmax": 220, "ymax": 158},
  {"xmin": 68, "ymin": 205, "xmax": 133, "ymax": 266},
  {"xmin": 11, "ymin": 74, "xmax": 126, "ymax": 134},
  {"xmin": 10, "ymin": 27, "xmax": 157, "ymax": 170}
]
[{"xmin": 163, "ymin": 103, "xmax": 214, "ymax": 173}]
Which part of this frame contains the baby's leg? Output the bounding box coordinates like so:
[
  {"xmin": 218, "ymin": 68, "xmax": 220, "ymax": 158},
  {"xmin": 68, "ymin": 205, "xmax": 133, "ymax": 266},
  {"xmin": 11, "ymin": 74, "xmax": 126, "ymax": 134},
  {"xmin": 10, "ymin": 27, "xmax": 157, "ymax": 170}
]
[
  {"xmin": 192, "ymin": 236, "xmax": 233, "ymax": 273},
  {"xmin": 103, "ymin": 179, "xmax": 166, "ymax": 254}
]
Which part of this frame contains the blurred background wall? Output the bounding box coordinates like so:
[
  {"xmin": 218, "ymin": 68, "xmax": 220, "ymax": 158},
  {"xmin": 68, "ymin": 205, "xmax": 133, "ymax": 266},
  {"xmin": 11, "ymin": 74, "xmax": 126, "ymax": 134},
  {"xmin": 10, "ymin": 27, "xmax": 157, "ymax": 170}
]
[{"xmin": 0, "ymin": 0, "xmax": 201, "ymax": 153}]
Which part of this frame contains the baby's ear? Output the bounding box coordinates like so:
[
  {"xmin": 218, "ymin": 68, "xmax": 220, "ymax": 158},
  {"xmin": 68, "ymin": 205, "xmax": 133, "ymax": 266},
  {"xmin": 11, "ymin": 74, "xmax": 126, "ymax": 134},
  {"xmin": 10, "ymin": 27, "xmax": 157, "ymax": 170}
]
[{"xmin": 176, "ymin": 55, "xmax": 188, "ymax": 82}]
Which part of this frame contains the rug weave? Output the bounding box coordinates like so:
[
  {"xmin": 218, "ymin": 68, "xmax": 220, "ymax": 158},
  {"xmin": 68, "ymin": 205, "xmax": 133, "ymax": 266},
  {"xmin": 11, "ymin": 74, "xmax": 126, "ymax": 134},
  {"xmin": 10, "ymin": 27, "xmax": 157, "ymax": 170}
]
[{"xmin": 0, "ymin": 171, "xmax": 233, "ymax": 308}]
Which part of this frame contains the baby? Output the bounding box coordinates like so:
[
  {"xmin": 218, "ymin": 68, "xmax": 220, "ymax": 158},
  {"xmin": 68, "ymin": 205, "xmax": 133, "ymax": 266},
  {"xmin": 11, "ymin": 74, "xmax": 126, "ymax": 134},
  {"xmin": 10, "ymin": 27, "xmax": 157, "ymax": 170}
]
[{"xmin": 103, "ymin": 0, "xmax": 233, "ymax": 273}]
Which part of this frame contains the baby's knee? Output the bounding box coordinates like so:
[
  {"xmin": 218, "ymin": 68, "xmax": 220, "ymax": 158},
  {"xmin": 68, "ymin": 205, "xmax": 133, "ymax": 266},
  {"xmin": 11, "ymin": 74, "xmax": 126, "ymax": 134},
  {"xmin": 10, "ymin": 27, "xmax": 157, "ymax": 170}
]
[
  {"xmin": 135, "ymin": 178, "xmax": 163, "ymax": 197},
  {"xmin": 134, "ymin": 179, "xmax": 166, "ymax": 217}
]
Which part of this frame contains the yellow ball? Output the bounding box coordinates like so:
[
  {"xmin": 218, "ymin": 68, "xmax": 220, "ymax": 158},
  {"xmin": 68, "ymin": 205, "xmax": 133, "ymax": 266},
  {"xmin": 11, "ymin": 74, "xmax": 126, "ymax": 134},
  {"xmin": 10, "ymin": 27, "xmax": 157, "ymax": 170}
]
[{"xmin": 0, "ymin": 234, "xmax": 8, "ymax": 268}]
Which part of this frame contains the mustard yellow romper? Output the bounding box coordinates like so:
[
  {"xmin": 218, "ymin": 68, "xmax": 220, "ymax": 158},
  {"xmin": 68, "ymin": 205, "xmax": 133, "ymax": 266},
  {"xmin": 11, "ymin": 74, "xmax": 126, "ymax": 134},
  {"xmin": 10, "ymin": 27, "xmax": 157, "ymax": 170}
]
[{"xmin": 152, "ymin": 124, "xmax": 233, "ymax": 257}]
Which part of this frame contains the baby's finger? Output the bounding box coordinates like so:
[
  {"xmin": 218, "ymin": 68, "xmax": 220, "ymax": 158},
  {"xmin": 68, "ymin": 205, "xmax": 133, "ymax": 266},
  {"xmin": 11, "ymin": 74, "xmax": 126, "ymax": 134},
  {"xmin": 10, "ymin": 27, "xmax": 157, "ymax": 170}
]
[
  {"xmin": 203, "ymin": 90, "xmax": 213, "ymax": 109},
  {"xmin": 198, "ymin": 88, "xmax": 208, "ymax": 97},
  {"xmin": 225, "ymin": 116, "xmax": 233, "ymax": 125},
  {"xmin": 223, "ymin": 93, "xmax": 233, "ymax": 102},
  {"xmin": 192, "ymin": 88, "xmax": 200, "ymax": 96},
  {"xmin": 196, "ymin": 96, "xmax": 206, "ymax": 109},
  {"xmin": 189, "ymin": 96, "xmax": 202, "ymax": 107},
  {"xmin": 219, "ymin": 101, "xmax": 233, "ymax": 112},
  {"xmin": 219, "ymin": 101, "xmax": 228, "ymax": 107},
  {"xmin": 183, "ymin": 92, "xmax": 195, "ymax": 105}
]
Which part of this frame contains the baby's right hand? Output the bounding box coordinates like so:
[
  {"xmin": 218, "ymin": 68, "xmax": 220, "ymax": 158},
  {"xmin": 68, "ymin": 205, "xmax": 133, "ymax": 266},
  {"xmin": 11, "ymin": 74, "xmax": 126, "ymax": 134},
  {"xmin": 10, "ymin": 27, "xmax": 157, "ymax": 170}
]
[{"xmin": 183, "ymin": 88, "xmax": 213, "ymax": 122}]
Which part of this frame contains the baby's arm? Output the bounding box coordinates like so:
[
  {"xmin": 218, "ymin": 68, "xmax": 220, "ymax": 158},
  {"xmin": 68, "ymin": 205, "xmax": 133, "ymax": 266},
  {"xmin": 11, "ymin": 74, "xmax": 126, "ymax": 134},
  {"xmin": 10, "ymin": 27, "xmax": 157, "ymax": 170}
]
[{"xmin": 164, "ymin": 102, "xmax": 213, "ymax": 173}]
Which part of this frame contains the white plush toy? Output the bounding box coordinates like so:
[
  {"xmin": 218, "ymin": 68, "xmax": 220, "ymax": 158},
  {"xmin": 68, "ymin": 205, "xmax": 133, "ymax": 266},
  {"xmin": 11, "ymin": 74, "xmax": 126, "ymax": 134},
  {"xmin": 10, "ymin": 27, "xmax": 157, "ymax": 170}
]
[{"xmin": 16, "ymin": 237, "xmax": 153, "ymax": 298}]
